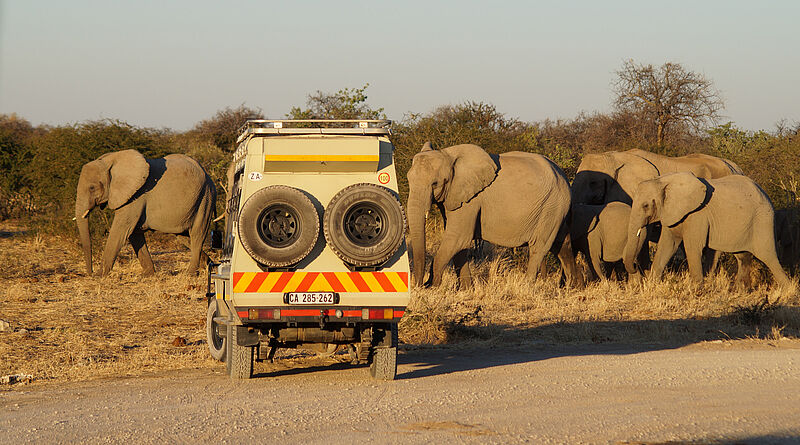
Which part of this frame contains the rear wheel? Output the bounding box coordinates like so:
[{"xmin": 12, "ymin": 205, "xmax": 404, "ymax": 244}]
[
  {"xmin": 324, "ymin": 183, "xmax": 405, "ymax": 267},
  {"xmin": 238, "ymin": 185, "xmax": 319, "ymax": 267},
  {"xmin": 226, "ymin": 324, "xmax": 253, "ymax": 380},
  {"xmin": 206, "ymin": 300, "xmax": 226, "ymax": 362}
]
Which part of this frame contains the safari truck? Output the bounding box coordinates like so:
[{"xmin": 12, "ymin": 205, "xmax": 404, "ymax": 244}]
[{"xmin": 206, "ymin": 120, "xmax": 409, "ymax": 380}]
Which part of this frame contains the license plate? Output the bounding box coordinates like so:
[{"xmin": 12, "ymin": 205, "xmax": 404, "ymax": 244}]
[{"xmin": 287, "ymin": 292, "xmax": 335, "ymax": 305}]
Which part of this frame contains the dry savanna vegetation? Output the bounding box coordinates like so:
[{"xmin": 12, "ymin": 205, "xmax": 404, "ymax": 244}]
[{"xmin": 2, "ymin": 217, "xmax": 799, "ymax": 389}]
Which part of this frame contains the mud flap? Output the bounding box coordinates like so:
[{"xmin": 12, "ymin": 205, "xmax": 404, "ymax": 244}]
[{"xmin": 236, "ymin": 326, "xmax": 260, "ymax": 346}]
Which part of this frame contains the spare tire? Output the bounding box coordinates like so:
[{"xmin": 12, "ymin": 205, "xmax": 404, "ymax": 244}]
[
  {"xmin": 324, "ymin": 183, "xmax": 405, "ymax": 267},
  {"xmin": 238, "ymin": 185, "xmax": 319, "ymax": 267}
]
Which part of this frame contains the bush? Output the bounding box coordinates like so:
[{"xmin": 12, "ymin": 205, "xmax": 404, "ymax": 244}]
[
  {"xmin": 286, "ymin": 84, "xmax": 385, "ymax": 121},
  {"xmin": 706, "ymin": 123, "xmax": 800, "ymax": 209},
  {"xmin": 189, "ymin": 105, "xmax": 264, "ymax": 152},
  {"xmin": 0, "ymin": 114, "xmax": 38, "ymax": 218},
  {"xmin": 392, "ymin": 101, "xmax": 540, "ymax": 198}
]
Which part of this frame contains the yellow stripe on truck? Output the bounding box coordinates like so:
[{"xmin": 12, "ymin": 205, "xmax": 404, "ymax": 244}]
[
  {"xmin": 258, "ymin": 272, "xmax": 283, "ymax": 292},
  {"xmin": 265, "ymin": 155, "xmax": 379, "ymax": 162},
  {"xmin": 360, "ymin": 272, "xmax": 383, "ymax": 292},
  {"xmin": 386, "ymin": 272, "xmax": 408, "ymax": 292},
  {"xmin": 335, "ymin": 272, "xmax": 360, "ymax": 292},
  {"xmin": 233, "ymin": 272, "xmax": 256, "ymax": 293}
]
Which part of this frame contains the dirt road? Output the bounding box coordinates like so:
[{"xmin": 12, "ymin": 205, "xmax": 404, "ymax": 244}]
[{"xmin": 2, "ymin": 341, "xmax": 800, "ymax": 444}]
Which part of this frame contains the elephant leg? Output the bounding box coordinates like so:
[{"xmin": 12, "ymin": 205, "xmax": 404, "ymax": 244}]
[
  {"xmin": 751, "ymin": 247, "xmax": 790, "ymax": 287},
  {"xmin": 684, "ymin": 241, "xmax": 705, "ymax": 285},
  {"xmin": 702, "ymin": 248, "xmax": 720, "ymax": 276},
  {"xmin": 452, "ymin": 249, "xmax": 473, "ymax": 289},
  {"xmin": 432, "ymin": 239, "xmax": 472, "ymax": 287},
  {"xmin": 582, "ymin": 254, "xmax": 599, "ymax": 282},
  {"xmin": 179, "ymin": 234, "xmax": 209, "ymax": 272},
  {"xmin": 101, "ymin": 212, "xmax": 138, "ymax": 276},
  {"xmin": 550, "ymin": 222, "xmax": 582, "ymax": 287},
  {"xmin": 649, "ymin": 230, "xmax": 680, "ymax": 281},
  {"xmin": 186, "ymin": 194, "xmax": 214, "ymax": 274},
  {"xmin": 431, "ymin": 210, "xmax": 478, "ymax": 287},
  {"xmin": 129, "ymin": 230, "xmax": 155, "ymax": 277},
  {"xmin": 588, "ymin": 237, "xmax": 605, "ymax": 282},
  {"xmin": 612, "ymin": 261, "xmax": 627, "ymax": 281},
  {"xmin": 526, "ymin": 245, "xmax": 548, "ymax": 282},
  {"xmin": 751, "ymin": 216, "xmax": 791, "ymax": 286},
  {"xmin": 571, "ymin": 236, "xmax": 593, "ymax": 282},
  {"xmin": 538, "ymin": 256, "xmax": 548, "ymax": 279},
  {"xmin": 733, "ymin": 252, "xmax": 753, "ymax": 289}
]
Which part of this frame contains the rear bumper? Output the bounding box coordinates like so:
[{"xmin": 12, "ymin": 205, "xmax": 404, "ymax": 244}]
[{"xmin": 236, "ymin": 306, "xmax": 405, "ymax": 323}]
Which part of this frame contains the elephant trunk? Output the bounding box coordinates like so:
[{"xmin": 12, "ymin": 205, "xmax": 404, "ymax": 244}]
[
  {"xmin": 407, "ymin": 186, "xmax": 432, "ymax": 287},
  {"xmin": 76, "ymin": 201, "xmax": 93, "ymax": 275},
  {"xmin": 623, "ymin": 209, "xmax": 648, "ymax": 275}
]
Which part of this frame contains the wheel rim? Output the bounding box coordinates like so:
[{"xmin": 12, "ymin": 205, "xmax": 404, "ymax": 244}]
[
  {"xmin": 257, "ymin": 204, "xmax": 300, "ymax": 248},
  {"xmin": 209, "ymin": 306, "xmax": 224, "ymax": 351},
  {"xmin": 344, "ymin": 202, "xmax": 386, "ymax": 247}
]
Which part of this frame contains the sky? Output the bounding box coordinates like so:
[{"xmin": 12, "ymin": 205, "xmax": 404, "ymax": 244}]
[{"xmin": 1, "ymin": 0, "xmax": 798, "ymax": 132}]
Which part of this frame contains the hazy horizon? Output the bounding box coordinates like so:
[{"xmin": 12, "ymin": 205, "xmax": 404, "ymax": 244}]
[{"xmin": 1, "ymin": 1, "xmax": 798, "ymax": 132}]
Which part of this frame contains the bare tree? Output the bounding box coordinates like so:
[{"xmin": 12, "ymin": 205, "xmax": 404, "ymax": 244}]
[{"xmin": 613, "ymin": 60, "xmax": 724, "ymax": 146}]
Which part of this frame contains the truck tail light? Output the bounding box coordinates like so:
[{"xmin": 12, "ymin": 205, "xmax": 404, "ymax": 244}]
[
  {"xmin": 362, "ymin": 308, "xmax": 393, "ymax": 320},
  {"xmin": 248, "ymin": 308, "xmax": 281, "ymax": 320}
]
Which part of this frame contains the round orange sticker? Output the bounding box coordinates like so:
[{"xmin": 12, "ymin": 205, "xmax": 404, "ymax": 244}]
[{"xmin": 378, "ymin": 172, "xmax": 390, "ymax": 184}]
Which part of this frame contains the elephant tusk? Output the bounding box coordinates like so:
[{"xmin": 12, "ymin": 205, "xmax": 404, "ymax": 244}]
[
  {"xmin": 636, "ymin": 228, "xmax": 642, "ymax": 237},
  {"xmin": 212, "ymin": 214, "xmax": 225, "ymax": 223},
  {"xmin": 82, "ymin": 209, "xmax": 91, "ymax": 219}
]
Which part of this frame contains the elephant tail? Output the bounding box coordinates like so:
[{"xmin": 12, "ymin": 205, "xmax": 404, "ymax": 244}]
[{"xmin": 212, "ymin": 203, "xmax": 224, "ymax": 223}]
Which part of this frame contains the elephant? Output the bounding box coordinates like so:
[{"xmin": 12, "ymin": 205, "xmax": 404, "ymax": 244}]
[
  {"xmin": 571, "ymin": 202, "xmax": 648, "ymax": 281},
  {"xmin": 406, "ymin": 142, "xmax": 580, "ymax": 288},
  {"xmin": 75, "ymin": 149, "xmax": 216, "ymax": 276},
  {"xmin": 775, "ymin": 208, "xmax": 800, "ymax": 272},
  {"xmin": 572, "ymin": 149, "xmax": 742, "ymax": 274},
  {"xmin": 627, "ymin": 149, "xmax": 743, "ymax": 180},
  {"xmin": 571, "ymin": 148, "xmax": 742, "ymax": 206},
  {"xmin": 622, "ymin": 172, "xmax": 789, "ymax": 287}
]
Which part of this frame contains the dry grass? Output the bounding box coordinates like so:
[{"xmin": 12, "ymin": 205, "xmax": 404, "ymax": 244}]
[
  {"xmin": 400, "ymin": 216, "xmax": 800, "ymax": 345},
  {"xmin": 400, "ymin": 253, "xmax": 800, "ymax": 346},
  {"xmin": 1, "ymin": 219, "xmax": 799, "ymax": 388},
  {"xmin": 0, "ymin": 224, "xmax": 215, "ymax": 387}
]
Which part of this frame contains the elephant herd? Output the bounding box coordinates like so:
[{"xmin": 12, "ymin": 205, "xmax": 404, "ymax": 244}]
[
  {"xmin": 408, "ymin": 144, "xmax": 791, "ymax": 289},
  {"xmin": 73, "ymin": 145, "xmax": 793, "ymax": 291}
]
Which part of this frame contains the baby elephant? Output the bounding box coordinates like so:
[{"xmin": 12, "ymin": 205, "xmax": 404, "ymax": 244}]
[{"xmin": 571, "ymin": 202, "xmax": 648, "ymax": 281}]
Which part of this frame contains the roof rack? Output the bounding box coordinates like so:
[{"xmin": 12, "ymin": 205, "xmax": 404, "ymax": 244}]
[{"xmin": 237, "ymin": 119, "xmax": 392, "ymax": 142}]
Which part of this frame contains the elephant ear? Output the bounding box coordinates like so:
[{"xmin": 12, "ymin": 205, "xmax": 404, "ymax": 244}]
[
  {"xmin": 101, "ymin": 150, "xmax": 150, "ymax": 209},
  {"xmin": 441, "ymin": 144, "xmax": 498, "ymax": 211},
  {"xmin": 661, "ymin": 172, "xmax": 707, "ymax": 227}
]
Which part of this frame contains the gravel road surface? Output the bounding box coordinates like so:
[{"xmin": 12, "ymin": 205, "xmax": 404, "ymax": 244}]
[{"xmin": 2, "ymin": 341, "xmax": 800, "ymax": 444}]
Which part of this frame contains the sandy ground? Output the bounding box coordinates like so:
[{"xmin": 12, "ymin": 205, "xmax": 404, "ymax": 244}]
[{"xmin": 2, "ymin": 341, "xmax": 800, "ymax": 444}]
